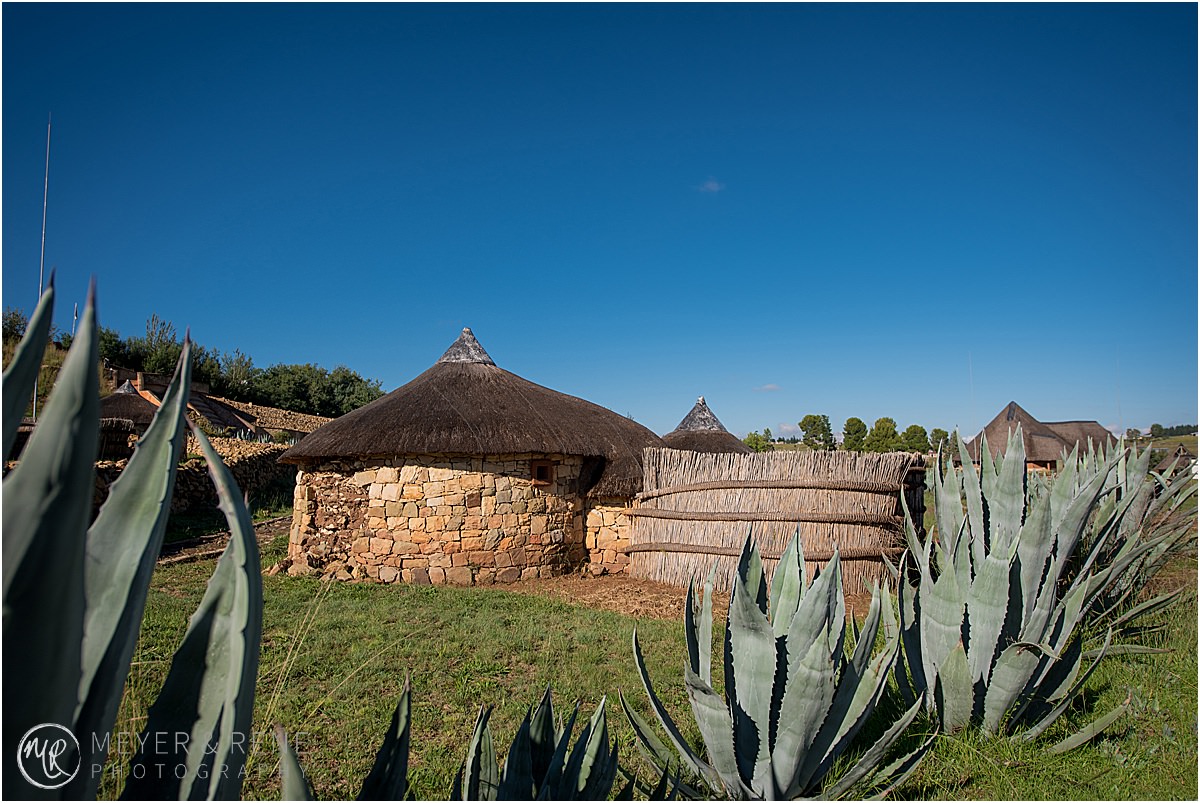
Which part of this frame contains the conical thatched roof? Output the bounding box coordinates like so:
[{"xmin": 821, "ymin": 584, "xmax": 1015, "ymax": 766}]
[
  {"xmin": 281, "ymin": 329, "xmax": 665, "ymax": 497},
  {"xmin": 662, "ymin": 397, "xmax": 752, "ymax": 454},
  {"xmin": 970, "ymin": 401, "xmax": 1067, "ymax": 464},
  {"xmin": 99, "ymin": 380, "xmax": 159, "ymax": 427}
]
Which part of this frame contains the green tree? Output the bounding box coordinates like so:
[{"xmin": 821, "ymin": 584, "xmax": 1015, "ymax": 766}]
[
  {"xmin": 1149, "ymin": 423, "xmax": 1165, "ymax": 438},
  {"xmin": 799, "ymin": 414, "xmax": 836, "ymax": 450},
  {"xmin": 1125, "ymin": 427, "xmax": 1142, "ymax": 440},
  {"xmin": 863, "ymin": 417, "xmax": 902, "ymax": 453},
  {"xmin": 742, "ymin": 431, "xmax": 773, "ymax": 453},
  {"xmin": 3, "ymin": 306, "xmax": 28, "ymax": 343},
  {"xmin": 929, "ymin": 427, "xmax": 950, "ymax": 451},
  {"xmin": 763, "ymin": 427, "xmax": 773, "ymax": 443},
  {"xmin": 900, "ymin": 424, "xmax": 931, "ymax": 453},
  {"xmin": 842, "ymin": 417, "xmax": 867, "ymax": 451}
]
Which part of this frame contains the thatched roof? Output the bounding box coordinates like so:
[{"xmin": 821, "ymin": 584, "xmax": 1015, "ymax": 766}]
[
  {"xmin": 280, "ymin": 328, "xmax": 665, "ymax": 497},
  {"xmin": 970, "ymin": 401, "xmax": 1071, "ymax": 464},
  {"xmin": 1044, "ymin": 421, "xmax": 1115, "ymax": 454},
  {"xmin": 1154, "ymin": 443, "xmax": 1195, "ymax": 474},
  {"xmin": 662, "ymin": 397, "xmax": 752, "ymax": 454},
  {"xmin": 99, "ymin": 381, "xmax": 160, "ymax": 427}
]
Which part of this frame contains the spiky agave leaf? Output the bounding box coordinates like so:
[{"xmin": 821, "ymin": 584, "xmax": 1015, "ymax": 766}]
[
  {"xmin": 2, "ymin": 283, "xmax": 97, "ymax": 801},
  {"xmin": 2, "ymin": 273, "xmax": 54, "ymax": 461},
  {"xmin": 70, "ymin": 340, "xmax": 193, "ymax": 799},
  {"xmin": 277, "ymin": 726, "xmax": 315, "ymax": 801},
  {"xmin": 120, "ymin": 423, "xmax": 262, "ymax": 800},
  {"xmin": 359, "ymin": 676, "xmax": 413, "ymax": 801}
]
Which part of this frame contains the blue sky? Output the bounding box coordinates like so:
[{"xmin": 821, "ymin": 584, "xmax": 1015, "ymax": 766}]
[{"xmin": 3, "ymin": 3, "xmax": 1196, "ymax": 440}]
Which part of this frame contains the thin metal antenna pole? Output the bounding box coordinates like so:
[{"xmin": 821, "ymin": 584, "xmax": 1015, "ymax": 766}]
[
  {"xmin": 33, "ymin": 115, "xmax": 51, "ymax": 423},
  {"xmin": 38, "ymin": 114, "xmax": 51, "ymax": 298}
]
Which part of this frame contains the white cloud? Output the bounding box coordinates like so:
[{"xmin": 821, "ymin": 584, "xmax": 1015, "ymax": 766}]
[
  {"xmin": 698, "ymin": 177, "xmax": 725, "ymax": 193},
  {"xmin": 753, "ymin": 383, "xmax": 781, "ymax": 392}
]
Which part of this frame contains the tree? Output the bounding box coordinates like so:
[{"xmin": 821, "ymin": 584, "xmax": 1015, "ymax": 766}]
[
  {"xmin": 863, "ymin": 417, "xmax": 902, "ymax": 453},
  {"xmin": 1125, "ymin": 428, "xmax": 1142, "ymax": 440},
  {"xmin": 763, "ymin": 427, "xmax": 773, "ymax": 443},
  {"xmin": 3, "ymin": 306, "xmax": 28, "ymax": 343},
  {"xmin": 842, "ymin": 417, "xmax": 867, "ymax": 452},
  {"xmin": 799, "ymin": 414, "xmax": 836, "ymax": 451},
  {"xmin": 929, "ymin": 428, "xmax": 950, "ymax": 452},
  {"xmin": 900, "ymin": 424, "xmax": 931, "ymax": 453},
  {"xmin": 743, "ymin": 431, "xmax": 773, "ymax": 453},
  {"xmin": 1149, "ymin": 424, "xmax": 1165, "ymax": 438}
]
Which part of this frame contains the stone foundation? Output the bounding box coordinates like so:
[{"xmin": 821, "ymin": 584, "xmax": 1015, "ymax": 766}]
[{"xmin": 286, "ymin": 453, "xmax": 599, "ymax": 585}]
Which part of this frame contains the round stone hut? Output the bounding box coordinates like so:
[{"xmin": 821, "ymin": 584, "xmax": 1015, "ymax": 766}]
[
  {"xmin": 279, "ymin": 329, "xmax": 665, "ymax": 585},
  {"xmin": 662, "ymin": 397, "xmax": 752, "ymax": 454}
]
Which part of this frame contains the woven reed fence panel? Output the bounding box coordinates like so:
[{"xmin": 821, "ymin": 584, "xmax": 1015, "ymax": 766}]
[{"xmin": 626, "ymin": 448, "xmax": 925, "ymax": 595}]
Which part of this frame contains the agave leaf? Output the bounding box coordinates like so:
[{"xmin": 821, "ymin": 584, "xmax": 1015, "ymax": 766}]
[
  {"xmin": 536, "ymin": 704, "xmax": 579, "ymax": 801},
  {"xmin": 120, "ymin": 423, "xmax": 263, "ymax": 800},
  {"xmin": 682, "ymin": 664, "xmax": 740, "ymax": 794},
  {"xmin": 920, "ymin": 548, "xmax": 965, "ymax": 686},
  {"xmin": 630, "ymin": 630, "xmax": 713, "ymax": 782},
  {"xmin": 770, "ymin": 625, "xmax": 836, "ymax": 796},
  {"xmin": 850, "ymin": 582, "xmax": 884, "ymax": 676},
  {"xmin": 698, "ymin": 565, "xmax": 715, "ymax": 685},
  {"xmin": 768, "ymin": 532, "xmax": 804, "ymax": 637},
  {"xmin": 965, "ymin": 529, "xmax": 1020, "ymax": 686},
  {"xmin": 934, "ymin": 642, "xmax": 973, "ymax": 732},
  {"xmin": 461, "ymin": 706, "xmax": 499, "ymax": 801},
  {"xmin": 1045, "ymin": 454, "xmax": 1120, "ymax": 588},
  {"xmin": 795, "ymin": 624, "xmax": 899, "ymax": 795},
  {"xmin": 568, "ymin": 698, "xmax": 614, "ymax": 800},
  {"xmin": 958, "ymin": 436, "xmax": 986, "ymax": 548},
  {"xmin": 863, "ymin": 729, "xmax": 939, "ymax": 801},
  {"xmin": 684, "ymin": 579, "xmax": 702, "ymax": 677},
  {"xmin": 71, "ymin": 341, "xmax": 192, "ymax": 799},
  {"xmin": 497, "ymin": 709, "xmax": 536, "ymax": 800},
  {"xmin": 359, "ymin": 676, "xmax": 412, "ymax": 801},
  {"xmin": 986, "ymin": 428, "xmax": 1027, "ymax": 553},
  {"xmin": 277, "ymin": 725, "xmax": 315, "ymax": 801},
  {"xmin": 1, "ymin": 275, "xmax": 54, "ymax": 461},
  {"xmin": 1017, "ymin": 630, "xmax": 1111, "ymax": 743},
  {"xmin": 1047, "ymin": 697, "xmax": 1130, "ymax": 754},
  {"xmin": 726, "ymin": 542, "xmax": 780, "ymax": 791},
  {"xmin": 735, "ymin": 535, "xmax": 768, "ymax": 615},
  {"xmin": 2, "ymin": 287, "xmax": 96, "ymax": 800},
  {"xmin": 1014, "ymin": 477, "xmax": 1054, "ymax": 630},
  {"xmin": 618, "ymin": 691, "xmax": 678, "ymax": 779},
  {"xmin": 528, "ymin": 685, "xmax": 557, "ymax": 788},
  {"xmin": 980, "ymin": 641, "xmax": 1043, "ymax": 734},
  {"xmin": 1109, "ymin": 587, "xmax": 1188, "ymax": 632},
  {"xmin": 824, "ymin": 696, "xmax": 925, "ymax": 799}
]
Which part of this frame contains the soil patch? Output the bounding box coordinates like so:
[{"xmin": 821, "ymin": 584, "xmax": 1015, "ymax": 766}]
[{"xmin": 504, "ymin": 572, "xmax": 876, "ymax": 621}]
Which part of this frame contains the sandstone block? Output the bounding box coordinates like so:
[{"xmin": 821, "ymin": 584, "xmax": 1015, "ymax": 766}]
[
  {"xmin": 496, "ymin": 567, "xmax": 520, "ymax": 583},
  {"xmin": 428, "ymin": 567, "xmax": 446, "ymax": 584},
  {"xmin": 352, "ymin": 470, "xmax": 375, "ymax": 486},
  {"xmin": 376, "ymin": 467, "xmax": 399, "ymax": 483},
  {"xmin": 446, "ymin": 566, "xmax": 473, "ymax": 585},
  {"xmin": 379, "ymin": 566, "xmax": 398, "ymax": 583},
  {"xmin": 411, "ymin": 567, "xmax": 431, "ymax": 585}
]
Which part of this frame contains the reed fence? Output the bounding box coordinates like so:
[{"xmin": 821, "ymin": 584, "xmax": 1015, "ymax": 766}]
[{"xmin": 626, "ymin": 448, "xmax": 925, "ymax": 595}]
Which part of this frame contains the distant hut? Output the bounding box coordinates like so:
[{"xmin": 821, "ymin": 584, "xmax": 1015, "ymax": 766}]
[
  {"xmin": 662, "ymin": 397, "xmax": 751, "ymax": 454},
  {"xmin": 970, "ymin": 401, "xmax": 1116, "ymax": 471},
  {"xmin": 279, "ymin": 328, "xmax": 666, "ymax": 584},
  {"xmin": 99, "ymin": 380, "xmax": 160, "ymax": 433},
  {"xmin": 1154, "ymin": 444, "xmax": 1195, "ymax": 476}
]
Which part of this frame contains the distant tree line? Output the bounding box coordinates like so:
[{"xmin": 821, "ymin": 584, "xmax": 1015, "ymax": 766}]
[
  {"xmin": 744, "ymin": 414, "xmax": 960, "ymax": 454},
  {"xmin": 3, "ymin": 306, "xmax": 384, "ymax": 418}
]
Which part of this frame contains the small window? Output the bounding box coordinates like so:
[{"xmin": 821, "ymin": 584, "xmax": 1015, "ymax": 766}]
[{"xmin": 531, "ymin": 459, "xmax": 554, "ymax": 486}]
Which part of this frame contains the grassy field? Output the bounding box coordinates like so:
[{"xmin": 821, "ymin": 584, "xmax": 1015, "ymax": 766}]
[{"xmin": 98, "ymin": 531, "xmax": 1197, "ymax": 801}]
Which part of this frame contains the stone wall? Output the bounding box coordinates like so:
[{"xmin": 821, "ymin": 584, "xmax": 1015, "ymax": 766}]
[
  {"xmin": 284, "ymin": 453, "xmax": 591, "ymax": 585},
  {"xmin": 91, "ymin": 438, "xmax": 294, "ymax": 516},
  {"xmin": 584, "ymin": 498, "xmax": 633, "ymax": 576}
]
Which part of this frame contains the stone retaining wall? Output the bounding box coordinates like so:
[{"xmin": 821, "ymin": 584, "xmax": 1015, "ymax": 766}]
[
  {"xmin": 584, "ymin": 498, "xmax": 632, "ymax": 576},
  {"xmin": 91, "ymin": 438, "xmax": 294, "ymax": 515},
  {"xmin": 284, "ymin": 454, "xmax": 590, "ymax": 584}
]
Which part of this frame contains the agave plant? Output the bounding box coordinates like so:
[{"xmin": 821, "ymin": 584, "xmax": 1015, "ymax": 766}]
[
  {"xmin": 893, "ymin": 426, "xmax": 1190, "ymax": 750},
  {"xmin": 624, "ymin": 531, "xmax": 933, "ymax": 799},
  {"xmin": 450, "ymin": 687, "xmax": 625, "ymax": 801}
]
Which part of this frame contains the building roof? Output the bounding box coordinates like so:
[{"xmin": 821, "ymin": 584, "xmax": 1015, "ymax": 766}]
[
  {"xmin": 280, "ymin": 328, "xmax": 666, "ymax": 497},
  {"xmin": 1043, "ymin": 420, "xmax": 1116, "ymax": 454},
  {"xmin": 970, "ymin": 401, "xmax": 1073, "ymax": 464},
  {"xmin": 99, "ymin": 380, "xmax": 160, "ymax": 427},
  {"xmin": 662, "ymin": 397, "xmax": 752, "ymax": 454}
]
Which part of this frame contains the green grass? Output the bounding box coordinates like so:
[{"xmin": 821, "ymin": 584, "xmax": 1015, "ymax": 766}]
[{"xmin": 101, "ymin": 534, "xmax": 1198, "ymax": 800}]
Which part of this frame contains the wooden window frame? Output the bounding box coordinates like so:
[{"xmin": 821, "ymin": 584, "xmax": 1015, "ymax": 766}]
[{"xmin": 531, "ymin": 459, "xmax": 555, "ymax": 487}]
